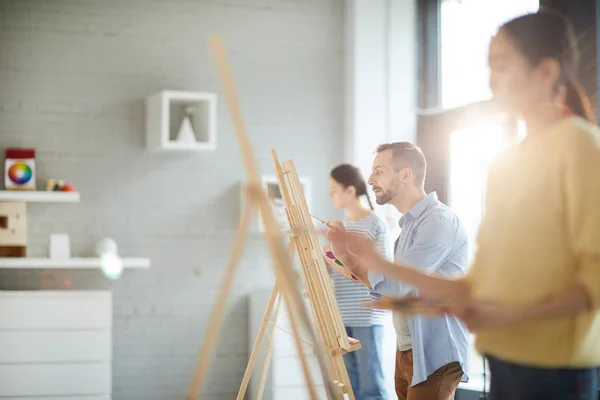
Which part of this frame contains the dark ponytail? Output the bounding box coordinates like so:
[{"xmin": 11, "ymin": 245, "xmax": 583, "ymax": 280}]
[
  {"xmin": 500, "ymin": 9, "xmax": 597, "ymax": 124},
  {"xmin": 364, "ymin": 194, "xmax": 374, "ymax": 210},
  {"xmin": 564, "ymin": 81, "xmax": 596, "ymax": 123},
  {"xmin": 330, "ymin": 164, "xmax": 374, "ymax": 209}
]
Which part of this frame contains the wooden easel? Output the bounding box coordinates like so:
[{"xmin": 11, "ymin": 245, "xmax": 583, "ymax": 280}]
[
  {"xmin": 186, "ymin": 37, "xmax": 347, "ymax": 400},
  {"xmin": 271, "ymin": 149, "xmax": 361, "ymax": 395},
  {"xmin": 235, "ymin": 151, "xmax": 362, "ymax": 400}
]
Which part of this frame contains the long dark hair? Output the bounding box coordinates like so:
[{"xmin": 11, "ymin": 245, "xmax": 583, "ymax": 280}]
[
  {"xmin": 330, "ymin": 164, "xmax": 374, "ymax": 210},
  {"xmin": 500, "ymin": 9, "xmax": 596, "ymax": 123}
]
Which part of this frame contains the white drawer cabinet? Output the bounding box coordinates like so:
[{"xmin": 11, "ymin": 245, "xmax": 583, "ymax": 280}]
[{"xmin": 0, "ymin": 291, "xmax": 112, "ymax": 399}]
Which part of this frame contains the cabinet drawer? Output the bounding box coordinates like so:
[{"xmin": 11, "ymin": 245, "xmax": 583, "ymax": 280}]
[
  {"xmin": 0, "ymin": 330, "xmax": 111, "ymax": 363},
  {"xmin": 0, "ymin": 291, "xmax": 111, "ymax": 329},
  {"xmin": 0, "ymin": 363, "xmax": 111, "ymax": 397}
]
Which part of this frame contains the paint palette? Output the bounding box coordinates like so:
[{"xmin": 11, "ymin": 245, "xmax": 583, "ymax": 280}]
[
  {"xmin": 325, "ymin": 250, "xmax": 344, "ymax": 266},
  {"xmin": 323, "ymin": 248, "xmax": 359, "ymax": 281}
]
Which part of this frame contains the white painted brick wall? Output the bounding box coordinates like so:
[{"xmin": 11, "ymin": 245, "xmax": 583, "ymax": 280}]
[{"xmin": 0, "ymin": 0, "xmax": 344, "ymax": 398}]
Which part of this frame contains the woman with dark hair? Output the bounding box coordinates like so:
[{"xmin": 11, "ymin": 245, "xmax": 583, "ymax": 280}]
[
  {"xmin": 325, "ymin": 164, "xmax": 392, "ymax": 400},
  {"xmin": 328, "ymin": 9, "xmax": 600, "ymax": 400}
]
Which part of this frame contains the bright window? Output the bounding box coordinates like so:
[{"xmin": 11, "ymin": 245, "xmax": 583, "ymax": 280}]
[
  {"xmin": 440, "ymin": 0, "xmax": 540, "ymax": 109},
  {"xmin": 441, "ymin": 1, "xmax": 538, "ymax": 390},
  {"xmin": 449, "ymin": 124, "xmax": 505, "ymax": 263},
  {"xmin": 449, "ymin": 122, "xmax": 505, "ymax": 391},
  {"xmin": 449, "ymin": 119, "xmax": 528, "ymax": 391}
]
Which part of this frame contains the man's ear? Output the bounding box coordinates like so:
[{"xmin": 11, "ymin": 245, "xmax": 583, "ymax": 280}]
[{"xmin": 402, "ymin": 167, "xmax": 413, "ymax": 182}]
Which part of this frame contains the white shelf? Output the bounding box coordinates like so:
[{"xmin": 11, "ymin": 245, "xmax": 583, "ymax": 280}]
[
  {"xmin": 0, "ymin": 257, "xmax": 150, "ymax": 269},
  {"xmin": 160, "ymin": 141, "xmax": 216, "ymax": 152},
  {"xmin": 145, "ymin": 90, "xmax": 217, "ymax": 152},
  {"xmin": 0, "ymin": 191, "xmax": 80, "ymax": 203}
]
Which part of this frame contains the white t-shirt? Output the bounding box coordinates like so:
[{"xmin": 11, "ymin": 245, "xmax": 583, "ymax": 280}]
[{"xmin": 394, "ymin": 312, "xmax": 412, "ymax": 351}]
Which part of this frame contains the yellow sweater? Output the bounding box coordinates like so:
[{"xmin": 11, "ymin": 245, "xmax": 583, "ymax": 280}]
[{"xmin": 468, "ymin": 116, "xmax": 600, "ymax": 367}]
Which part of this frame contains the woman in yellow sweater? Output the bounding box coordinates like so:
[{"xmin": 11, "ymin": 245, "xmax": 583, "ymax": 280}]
[{"xmin": 328, "ymin": 9, "xmax": 600, "ymax": 400}]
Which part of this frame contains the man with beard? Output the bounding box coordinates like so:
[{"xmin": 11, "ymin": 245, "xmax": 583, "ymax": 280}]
[{"xmin": 327, "ymin": 142, "xmax": 470, "ymax": 400}]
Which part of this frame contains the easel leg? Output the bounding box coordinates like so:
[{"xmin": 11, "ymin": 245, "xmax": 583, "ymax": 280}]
[
  {"xmin": 254, "ymin": 240, "xmax": 296, "ymax": 399},
  {"xmin": 284, "ymin": 286, "xmax": 319, "ymax": 399},
  {"xmin": 206, "ymin": 38, "xmax": 346, "ymax": 400},
  {"xmin": 338, "ymin": 358, "xmax": 355, "ymax": 400},
  {"xmin": 186, "ymin": 196, "xmax": 254, "ymax": 400},
  {"xmin": 236, "ymin": 285, "xmax": 279, "ymax": 400},
  {"xmin": 277, "ymin": 237, "xmax": 320, "ymax": 400},
  {"xmin": 255, "ymin": 292, "xmax": 283, "ymax": 400}
]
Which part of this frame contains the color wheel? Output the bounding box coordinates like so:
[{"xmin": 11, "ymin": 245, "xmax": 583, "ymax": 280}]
[{"xmin": 8, "ymin": 162, "xmax": 33, "ymax": 185}]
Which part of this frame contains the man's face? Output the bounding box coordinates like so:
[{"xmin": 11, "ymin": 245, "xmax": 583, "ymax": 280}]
[{"xmin": 368, "ymin": 149, "xmax": 404, "ymax": 205}]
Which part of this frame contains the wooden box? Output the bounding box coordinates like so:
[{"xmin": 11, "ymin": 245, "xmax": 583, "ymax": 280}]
[{"xmin": 0, "ymin": 201, "xmax": 27, "ymax": 256}]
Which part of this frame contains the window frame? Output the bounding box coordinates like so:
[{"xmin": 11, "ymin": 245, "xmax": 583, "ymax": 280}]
[
  {"xmin": 415, "ymin": 0, "xmax": 598, "ymax": 394},
  {"xmin": 417, "ymin": 0, "xmax": 598, "ymax": 116}
]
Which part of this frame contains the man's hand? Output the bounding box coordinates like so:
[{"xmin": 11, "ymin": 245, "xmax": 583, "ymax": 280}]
[
  {"xmin": 326, "ymin": 221, "xmax": 348, "ymax": 259},
  {"xmin": 326, "ymin": 222, "xmax": 386, "ymax": 271},
  {"xmin": 326, "ymin": 222, "xmax": 378, "ymax": 287},
  {"xmin": 344, "ymin": 231, "xmax": 388, "ymax": 273}
]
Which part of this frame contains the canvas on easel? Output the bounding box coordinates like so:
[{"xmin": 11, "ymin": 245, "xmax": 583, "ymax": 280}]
[{"xmin": 186, "ymin": 37, "xmax": 351, "ymax": 400}]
